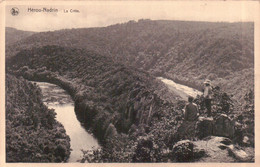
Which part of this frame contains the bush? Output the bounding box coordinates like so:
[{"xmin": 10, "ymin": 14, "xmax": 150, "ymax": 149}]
[{"xmin": 172, "ymin": 140, "xmax": 194, "ymax": 162}]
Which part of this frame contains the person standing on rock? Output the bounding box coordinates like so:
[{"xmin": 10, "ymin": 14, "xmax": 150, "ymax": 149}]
[
  {"xmin": 203, "ymin": 79, "xmax": 213, "ymax": 117},
  {"xmin": 184, "ymin": 96, "xmax": 199, "ymax": 121}
]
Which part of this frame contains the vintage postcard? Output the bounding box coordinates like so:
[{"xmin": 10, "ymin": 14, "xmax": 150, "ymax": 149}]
[{"xmin": 0, "ymin": 1, "xmax": 259, "ymax": 167}]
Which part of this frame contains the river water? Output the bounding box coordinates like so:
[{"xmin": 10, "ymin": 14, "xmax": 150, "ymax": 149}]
[
  {"xmin": 34, "ymin": 78, "xmax": 200, "ymax": 162},
  {"xmin": 35, "ymin": 82, "xmax": 100, "ymax": 162},
  {"xmin": 158, "ymin": 77, "xmax": 202, "ymax": 100}
]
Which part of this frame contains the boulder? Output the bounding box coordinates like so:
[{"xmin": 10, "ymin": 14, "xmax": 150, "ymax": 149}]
[
  {"xmin": 242, "ymin": 136, "xmax": 250, "ymax": 146},
  {"xmin": 192, "ymin": 136, "xmax": 254, "ymax": 162},
  {"xmin": 213, "ymin": 114, "xmax": 235, "ymax": 138},
  {"xmin": 227, "ymin": 145, "xmax": 252, "ymax": 162},
  {"xmin": 193, "ymin": 136, "xmax": 235, "ymax": 162},
  {"xmin": 196, "ymin": 117, "xmax": 214, "ymax": 139}
]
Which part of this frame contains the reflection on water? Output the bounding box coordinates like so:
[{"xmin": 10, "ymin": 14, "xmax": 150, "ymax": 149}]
[{"xmin": 35, "ymin": 82, "xmax": 100, "ymax": 162}]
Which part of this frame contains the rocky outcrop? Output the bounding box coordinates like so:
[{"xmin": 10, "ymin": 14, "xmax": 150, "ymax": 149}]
[
  {"xmin": 227, "ymin": 145, "xmax": 253, "ymax": 162},
  {"xmin": 195, "ymin": 115, "xmax": 235, "ymax": 139},
  {"xmin": 196, "ymin": 117, "xmax": 214, "ymax": 139},
  {"xmin": 192, "ymin": 136, "xmax": 254, "ymax": 162},
  {"xmin": 171, "ymin": 137, "xmax": 253, "ymax": 162},
  {"xmin": 213, "ymin": 114, "xmax": 235, "ymax": 138},
  {"xmin": 173, "ymin": 115, "xmax": 254, "ymax": 163}
]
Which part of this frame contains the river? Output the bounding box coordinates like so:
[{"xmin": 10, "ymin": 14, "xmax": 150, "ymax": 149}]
[
  {"xmin": 34, "ymin": 77, "xmax": 200, "ymax": 162},
  {"xmin": 157, "ymin": 77, "xmax": 202, "ymax": 100},
  {"xmin": 35, "ymin": 82, "xmax": 100, "ymax": 162}
]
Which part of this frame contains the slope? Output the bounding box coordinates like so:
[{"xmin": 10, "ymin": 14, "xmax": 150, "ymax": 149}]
[
  {"xmin": 6, "ymin": 45, "xmax": 178, "ymax": 137},
  {"xmin": 6, "ymin": 20, "xmax": 254, "ymax": 102},
  {"xmin": 5, "ymin": 27, "xmax": 36, "ymax": 45}
]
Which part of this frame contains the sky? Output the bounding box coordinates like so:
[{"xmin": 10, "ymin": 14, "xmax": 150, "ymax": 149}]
[{"xmin": 5, "ymin": 1, "xmax": 258, "ymax": 32}]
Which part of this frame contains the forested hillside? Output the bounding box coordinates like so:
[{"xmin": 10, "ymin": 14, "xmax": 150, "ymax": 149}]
[
  {"xmin": 6, "ymin": 43, "xmax": 254, "ymax": 162},
  {"xmin": 6, "ymin": 45, "xmax": 187, "ymax": 162},
  {"xmin": 7, "ymin": 45, "xmax": 178, "ymax": 135},
  {"xmin": 5, "ymin": 27, "xmax": 35, "ymax": 45},
  {"xmin": 5, "ymin": 20, "xmax": 254, "ymax": 162},
  {"xmin": 6, "ymin": 74, "xmax": 71, "ymax": 162},
  {"xmin": 6, "ymin": 20, "xmax": 254, "ymax": 102}
]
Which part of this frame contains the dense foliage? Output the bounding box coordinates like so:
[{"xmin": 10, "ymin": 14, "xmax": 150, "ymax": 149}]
[
  {"xmin": 5, "ymin": 20, "xmax": 254, "ymax": 162},
  {"xmin": 6, "ymin": 74, "xmax": 71, "ymax": 162},
  {"xmin": 6, "ymin": 20, "xmax": 254, "ymax": 101},
  {"xmin": 6, "ymin": 45, "xmax": 185, "ymax": 162},
  {"xmin": 80, "ymin": 85, "xmax": 254, "ymax": 162},
  {"xmin": 7, "ymin": 45, "xmax": 177, "ymax": 135},
  {"xmin": 234, "ymin": 89, "xmax": 254, "ymax": 147}
]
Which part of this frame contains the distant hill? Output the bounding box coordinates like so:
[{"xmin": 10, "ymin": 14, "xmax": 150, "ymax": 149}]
[
  {"xmin": 5, "ymin": 27, "xmax": 36, "ymax": 45},
  {"xmin": 6, "ymin": 20, "xmax": 254, "ymax": 101}
]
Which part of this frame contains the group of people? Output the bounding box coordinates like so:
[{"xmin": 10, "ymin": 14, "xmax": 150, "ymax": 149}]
[{"xmin": 184, "ymin": 79, "xmax": 212, "ymax": 122}]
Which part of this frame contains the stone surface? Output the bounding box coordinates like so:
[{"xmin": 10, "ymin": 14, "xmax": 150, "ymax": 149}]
[
  {"xmin": 242, "ymin": 136, "xmax": 250, "ymax": 146},
  {"xmin": 193, "ymin": 136, "xmax": 254, "ymax": 162},
  {"xmin": 220, "ymin": 137, "xmax": 232, "ymax": 145},
  {"xmin": 193, "ymin": 136, "xmax": 235, "ymax": 162},
  {"xmin": 171, "ymin": 136, "xmax": 254, "ymax": 162},
  {"xmin": 227, "ymin": 145, "xmax": 253, "ymax": 162},
  {"xmin": 196, "ymin": 117, "xmax": 214, "ymax": 139},
  {"xmin": 196, "ymin": 115, "xmax": 235, "ymax": 140},
  {"xmin": 218, "ymin": 145, "xmax": 229, "ymax": 150},
  {"xmin": 213, "ymin": 114, "xmax": 235, "ymax": 138}
]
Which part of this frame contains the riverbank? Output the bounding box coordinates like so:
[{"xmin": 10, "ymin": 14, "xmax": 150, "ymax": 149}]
[
  {"xmin": 36, "ymin": 82, "xmax": 100, "ymax": 162},
  {"xmin": 6, "ymin": 74, "xmax": 71, "ymax": 162}
]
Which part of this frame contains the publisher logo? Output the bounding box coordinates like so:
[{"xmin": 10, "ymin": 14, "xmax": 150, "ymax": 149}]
[{"xmin": 11, "ymin": 7, "xmax": 19, "ymax": 16}]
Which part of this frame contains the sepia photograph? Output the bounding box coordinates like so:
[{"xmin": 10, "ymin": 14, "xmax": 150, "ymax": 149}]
[{"xmin": 1, "ymin": 1, "xmax": 259, "ymax": 165}]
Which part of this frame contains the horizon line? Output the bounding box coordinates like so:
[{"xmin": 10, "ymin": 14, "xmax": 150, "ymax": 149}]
[{"xmin": 5, "ymin": 19, "xmax": 254, "ymax": 33}]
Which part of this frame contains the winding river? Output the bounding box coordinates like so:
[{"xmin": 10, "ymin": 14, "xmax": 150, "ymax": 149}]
[
  {"xmin": 34, "ymin": 77, "xmax": 201, "ymax": 162},
  {"xmin": 35, "ymin": 82, "xmax": 100, "ymax": 162}
]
